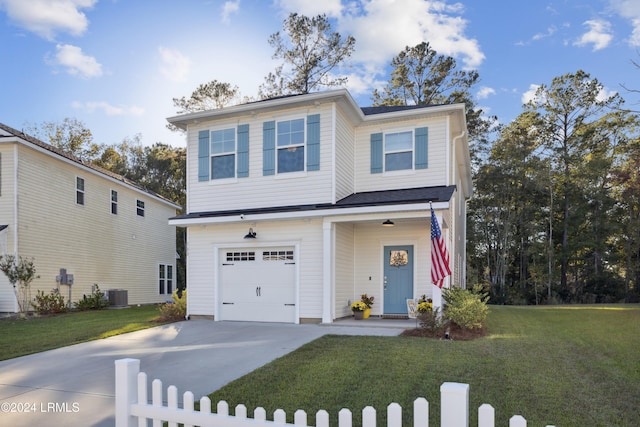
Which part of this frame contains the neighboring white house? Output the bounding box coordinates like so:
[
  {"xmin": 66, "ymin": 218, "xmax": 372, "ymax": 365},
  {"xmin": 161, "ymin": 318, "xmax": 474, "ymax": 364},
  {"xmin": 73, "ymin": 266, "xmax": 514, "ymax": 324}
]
[
  {"xmin": 0, "ymin": 122, "xmax": 180, "ymax": 313},
  {"xmin": 167, "ymin": 89, "xmax": 472, "ymax": 324}
]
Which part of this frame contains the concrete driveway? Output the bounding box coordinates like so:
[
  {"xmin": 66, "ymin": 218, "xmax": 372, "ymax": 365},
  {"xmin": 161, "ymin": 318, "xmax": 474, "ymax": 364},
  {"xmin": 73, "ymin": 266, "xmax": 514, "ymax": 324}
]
[{"xmin": 0, "ymin": 319, "xmax": 408, "ymax": 427}]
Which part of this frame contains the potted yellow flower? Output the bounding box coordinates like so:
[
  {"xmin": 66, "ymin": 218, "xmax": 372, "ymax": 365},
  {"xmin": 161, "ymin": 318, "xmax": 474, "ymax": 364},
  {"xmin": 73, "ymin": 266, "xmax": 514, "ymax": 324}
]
[{"xmin": 350, "ymin": 301, "xmax": 367, "ymax": 319}]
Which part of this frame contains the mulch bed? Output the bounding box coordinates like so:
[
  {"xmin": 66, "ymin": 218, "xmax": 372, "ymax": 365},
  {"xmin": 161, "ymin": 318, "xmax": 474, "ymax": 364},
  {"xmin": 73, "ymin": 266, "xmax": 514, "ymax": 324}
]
[{"xmin": 401, "ymin": 323, "xmax": 488, "ymax": 340}]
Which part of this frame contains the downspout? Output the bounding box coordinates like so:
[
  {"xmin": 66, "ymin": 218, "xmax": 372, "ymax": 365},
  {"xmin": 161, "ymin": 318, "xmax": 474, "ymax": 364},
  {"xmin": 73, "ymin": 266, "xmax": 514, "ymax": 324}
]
[
  {"xmin": 451, "ymin": 130, "xmax": 467, "ymax": 289},
  {"xmin": 12, "ymin": 144, "xmax": 19, "ymax": 312}
]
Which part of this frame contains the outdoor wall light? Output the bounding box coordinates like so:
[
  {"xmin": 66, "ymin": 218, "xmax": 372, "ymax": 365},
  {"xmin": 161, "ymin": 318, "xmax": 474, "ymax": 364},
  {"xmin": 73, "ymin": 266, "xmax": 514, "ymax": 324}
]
[
  {"xmin": 244, "ymin": 227, "xmax": 257, "ymax": 239},
  {"xmin": 382, "ymin": 220, "xmax": 395, "ymax": 227}
]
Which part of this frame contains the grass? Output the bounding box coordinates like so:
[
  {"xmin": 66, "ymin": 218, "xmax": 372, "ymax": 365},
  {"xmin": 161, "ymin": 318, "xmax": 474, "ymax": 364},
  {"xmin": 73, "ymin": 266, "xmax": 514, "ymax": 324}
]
[
  {"xmin": 207, "ymin": 305, "xmax": 640, "ymax": 427},
  {"xmin": 0, "ymin": 305, "xmax": 167, "ymax": 361}
]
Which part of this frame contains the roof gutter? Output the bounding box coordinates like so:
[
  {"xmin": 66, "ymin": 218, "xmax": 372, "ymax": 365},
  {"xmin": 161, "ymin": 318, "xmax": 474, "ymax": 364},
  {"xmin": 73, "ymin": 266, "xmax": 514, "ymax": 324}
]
[{"xmin": 169, "ymin": 201, "xmax": 450, "ymax": 227}]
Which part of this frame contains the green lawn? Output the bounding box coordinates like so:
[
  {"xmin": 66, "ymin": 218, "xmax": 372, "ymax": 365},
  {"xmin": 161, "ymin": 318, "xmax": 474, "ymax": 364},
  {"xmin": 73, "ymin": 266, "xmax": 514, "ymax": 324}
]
[
  {"xmin": 0, "ymin": 305, "xmax": 167, "ymax": 361},
  {"xmin": 207, "ymin": 305, "xmax": 640, "ymax": 427}
]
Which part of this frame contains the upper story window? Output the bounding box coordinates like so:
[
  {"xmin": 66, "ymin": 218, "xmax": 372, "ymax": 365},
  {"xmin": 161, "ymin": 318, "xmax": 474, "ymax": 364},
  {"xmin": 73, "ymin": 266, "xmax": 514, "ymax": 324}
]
[
  {"xmin": 111, "ymin": 190, "xmax": 118, "ymax": 215},
  {"xmin": 370, "ymin": 127, "xmax": 428, "ymax": 174},
  {"xmin": 198, "ymin": 125, "xmax": 249, "ymax": 182},
  {"xmin": 211, "ymin": 128, "xmax": 236, "ymax": 179},
  {"xmin": 384, "ymin": 131, "xmax": 414, "ymax": 171},
  {"xmin": 76, "ymin": 177, "xmax": 85, "ymax": 205},
  {"xmin": 136, "ymin": 199, "xmax": 145, "ymax": 217},
  {"xmin": 277, "ymin": 118, "xmax": 305, "ymax": 173},
  {"xmin": 262, "ymin": 114, "xmax": 320, "ymax": 176}
]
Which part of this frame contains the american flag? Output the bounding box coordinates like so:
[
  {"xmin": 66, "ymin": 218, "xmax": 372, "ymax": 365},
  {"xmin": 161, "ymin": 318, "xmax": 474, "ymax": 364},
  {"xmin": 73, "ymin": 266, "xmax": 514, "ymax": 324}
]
[{"xmin": 431, "ymin": 206, "xmax": 451, "ymax": 288}]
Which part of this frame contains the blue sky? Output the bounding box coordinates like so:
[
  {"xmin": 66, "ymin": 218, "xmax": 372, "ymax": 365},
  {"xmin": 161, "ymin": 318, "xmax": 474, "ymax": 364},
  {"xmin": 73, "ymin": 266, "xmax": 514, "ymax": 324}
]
[{"xmin": 1, "ymin": 0, "xmax": 639, "ymax": 148}]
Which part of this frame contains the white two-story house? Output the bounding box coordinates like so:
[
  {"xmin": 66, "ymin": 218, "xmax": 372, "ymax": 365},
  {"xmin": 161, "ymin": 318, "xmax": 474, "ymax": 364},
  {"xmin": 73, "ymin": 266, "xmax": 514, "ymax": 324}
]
[
  {"xmin": 167, "ymin": 89, "xmax": 472, "ymax": 324},
  {"xmin": 0, "ymin": 123, "xmax": 180, "ymax": 313}
]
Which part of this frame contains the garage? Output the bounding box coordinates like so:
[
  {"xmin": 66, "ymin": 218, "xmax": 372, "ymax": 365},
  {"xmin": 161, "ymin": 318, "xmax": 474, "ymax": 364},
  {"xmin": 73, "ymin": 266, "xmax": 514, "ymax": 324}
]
[{"xmin": 219, "ymin": 247, "xmax": 296, "ymax": 323}]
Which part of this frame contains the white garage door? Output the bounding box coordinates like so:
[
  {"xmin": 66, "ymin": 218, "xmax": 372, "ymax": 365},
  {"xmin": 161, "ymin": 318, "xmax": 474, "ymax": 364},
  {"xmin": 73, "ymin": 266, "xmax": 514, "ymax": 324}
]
[{"xmin": 220, "ymin": 247, "xmax": 296, "ymax": 323}]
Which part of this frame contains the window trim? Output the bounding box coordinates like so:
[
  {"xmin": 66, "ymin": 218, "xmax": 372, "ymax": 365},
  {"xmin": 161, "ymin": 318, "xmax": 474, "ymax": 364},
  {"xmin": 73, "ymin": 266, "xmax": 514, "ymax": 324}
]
[
  {"xmin": 76, "ymin": 176, "xmax": 85, "ymax": 206},
  {"xmin": 158, "ymin": 263, "xmax": 174, "ymax": 295},
  {"xmin": 383, "ymin": 129, "xmax": 415, "ymax": 173},
  {"xmin": 110, "ymin": 189, "xmax": 118, "ymax": 215},
  {"xmin": 136, "ymin": 199, "xmax": 145, "ymax": 217},
  {"xmin": 276, "ymin": 116, "xmax": 306, "ymax": 175},
  {"xmin": 210, "ymin": 127, "xmax": 237, "ymax": 180}
]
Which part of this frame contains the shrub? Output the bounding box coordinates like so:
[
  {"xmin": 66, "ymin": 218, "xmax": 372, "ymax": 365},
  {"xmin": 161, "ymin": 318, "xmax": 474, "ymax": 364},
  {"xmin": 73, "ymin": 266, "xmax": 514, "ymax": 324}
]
[
  {"xmin": 417, "ymin": 307, "xmax": 447, "ymax": 334},
  {"xmin": 158, "ymin": 289, "xmax": 187, "ymax": 321},
  {"xmin": 442, "ymin": 286, "xmax": 489, "ymax": 330},
  {"xmin": 74, "ymin": 284, "xmax": 110, "ymax": 311},
  {"xmin": 32, "ymin": 289, "xmax": 68, "ymax": 315}
]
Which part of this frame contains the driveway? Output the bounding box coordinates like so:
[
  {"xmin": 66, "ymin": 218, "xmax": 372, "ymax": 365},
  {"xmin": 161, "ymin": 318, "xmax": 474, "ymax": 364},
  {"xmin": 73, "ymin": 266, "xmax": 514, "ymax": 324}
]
[{"xmin": 0, "ymin": 319, "xmax": 408, "ymax": 427}]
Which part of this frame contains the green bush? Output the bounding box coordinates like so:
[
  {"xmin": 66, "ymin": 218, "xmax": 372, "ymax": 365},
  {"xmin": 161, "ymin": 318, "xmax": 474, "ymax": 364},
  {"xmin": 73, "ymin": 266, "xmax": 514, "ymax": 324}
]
[
  {"xmin": 417, "ymin": 307, "xmax": 447, "ymax": 334},
  {"xmin": 74, "ymin": 284, "xmax": 110, "ymax": 311},
  {"xmin": 442, "ymin": 286, "xmax": 489, "ymax": 330},
  {"xmin": 32, "ymin": 289, "xmax": 68, "ymax": 314},
  {"xmin": 158, "ymin": 290, "xmax": 187, "ymax": 321}
]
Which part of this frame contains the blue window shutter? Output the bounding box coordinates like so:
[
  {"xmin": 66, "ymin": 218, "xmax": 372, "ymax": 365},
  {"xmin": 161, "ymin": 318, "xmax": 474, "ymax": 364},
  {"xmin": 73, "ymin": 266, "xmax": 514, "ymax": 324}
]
[
  {"xmin": 237, "ymin": 124, "xmax": 249, "ymax": 178},
  {"xmin": 263, "ymin": 121, "xmax": 275, "ymax": 176},
  {"xmin": 370, "ymin": 132, "xmax": 383, "ymax": 174},
  {"xmin": 306, "ymin": 114, "xmax": 320, "ymax": 171},
  {"xmin": 415, "ymin": 127, "xmax": 428, "ymax": 169},
  {"xmin": 198, "ymin": 130, "xmax": 210, "ymax": 181}
]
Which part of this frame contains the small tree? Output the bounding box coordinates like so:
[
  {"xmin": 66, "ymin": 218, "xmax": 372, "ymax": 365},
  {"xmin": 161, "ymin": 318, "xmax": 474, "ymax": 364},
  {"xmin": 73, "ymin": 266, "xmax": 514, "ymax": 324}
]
[{"xmin": 0, "ymin": 255, "xmax": 39, "ymax": 312}]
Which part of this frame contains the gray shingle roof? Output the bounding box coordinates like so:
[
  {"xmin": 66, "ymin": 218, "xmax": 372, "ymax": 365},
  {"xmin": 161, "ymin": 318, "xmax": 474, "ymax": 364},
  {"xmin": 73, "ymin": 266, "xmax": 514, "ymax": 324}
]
[
  {"xmin": 0, "ymin": 122, "xmax": 178, "ymax": 207},
  {"xmin": 171, "ymin": 185, "xmax": 456, "ymax": 221}
]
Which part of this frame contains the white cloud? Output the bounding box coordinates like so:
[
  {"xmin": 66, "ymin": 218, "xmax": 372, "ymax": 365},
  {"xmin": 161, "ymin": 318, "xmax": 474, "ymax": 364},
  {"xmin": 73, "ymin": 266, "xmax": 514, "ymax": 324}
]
[
  {"xmin": 50, "ymin": 43, "xmax": 102, "ymax": 78},
  {"xmin": 0, "ymin": 0, "xmax": 96, "ymax": 40},
  {"xmin": 158, "ymin": 47, "xmax": 192, "ymax": 82},
  {"xmin": 532, "ymin": 26, "xmax": 557, "ymax": 41},
  {"xmin": 71, "ymin": 101, "xmax": 145, "ymax": 116},
  {"xmin": 521, "ymin": 84, "xmax": 540, "ymax": 105},
  {"xmin": 221, "ymin": 0, "xmax": 240, "ymax": 24},
  {"xmin": 574, "ymin": 19, "xmax": 613, "ymax": 51},
  {"xmin": 275, "ymin": 0, "xmax": 343, "ymax": 18},
  {"xmin": 596, "ymin": 86, "xmax": 618, "ymax": 102},
  {"xmin": 339, "ymin": 0, "xmax": 484, "ymax": 70},
  {"xmin": 477, "ymin": 86, "xmax": 496, "ymax": 100},
  {"xmin": 608, "ymin": 0, "xmax": 640, "ymax": 46}
]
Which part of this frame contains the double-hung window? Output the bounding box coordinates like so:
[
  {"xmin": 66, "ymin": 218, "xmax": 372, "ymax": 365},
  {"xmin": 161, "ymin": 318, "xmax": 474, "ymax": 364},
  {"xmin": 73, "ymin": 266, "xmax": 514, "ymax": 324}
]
[
  {"xmin": 158, "ymin": 264, "xmax": 173, "ymax": 295},
  {"xmin": 136, "ymin": 199, "xmax": 145, "ymax": 217},
  {"xmin": 76, "ymin": 177, "xmax": 85, "ymax": 205},
  {"xmin": 111, "ymin": 190, "xmax": 118, "ymax": 215},
  {"xmin": 370, "ymin": 127, "xmax": 428, "ymax": 174},
  {"xmin": 276, "ymin": 118, "xmax": 305, "ymax": 173},
  {"xmin": 384, "ymin": 131, "xmax": 414, "ymax": 171},
  {"xmin": 211, "ymin": 128, "xmax": 236, "ymax": 180}
]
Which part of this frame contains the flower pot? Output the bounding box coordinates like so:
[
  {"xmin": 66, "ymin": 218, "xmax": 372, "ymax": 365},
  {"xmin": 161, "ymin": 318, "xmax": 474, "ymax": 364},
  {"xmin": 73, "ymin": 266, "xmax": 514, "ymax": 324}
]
[
  {"xmin": 353, "ymin": 310, "xmax": 364, "ymax": 320},
  {"xmin": 363, "ymin": 308, "xmax": 371, "ymax": 319}
]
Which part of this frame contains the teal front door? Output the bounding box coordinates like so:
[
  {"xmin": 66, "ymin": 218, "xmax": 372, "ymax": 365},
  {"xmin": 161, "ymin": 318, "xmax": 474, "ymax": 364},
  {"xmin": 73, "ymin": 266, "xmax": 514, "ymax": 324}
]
[{"xmin": 383, "ymin": 245, "xmax": 414, "ymax": 314}]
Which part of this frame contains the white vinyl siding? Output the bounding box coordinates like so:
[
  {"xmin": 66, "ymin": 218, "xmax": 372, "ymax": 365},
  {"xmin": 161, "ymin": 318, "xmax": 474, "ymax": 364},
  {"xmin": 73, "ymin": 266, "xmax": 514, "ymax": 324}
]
[
  {"xmin": 0, "ymin": 144, "xmax": 177, "ymax": 310},
  {"xmin": 186, "ymin": 219, "xmax": 323, "ymax": 321},
  {"xmin": 352, "ymin": 221, "xmax": 432, "ymax": 313},
  {"xmin": 355, "ymin": 116, "xmax": 449, "ymax": 193},
  {"xmin": 334, "ymin": 106, "xmax": 355, "ymax": 202},
  {"xmin": 334, "ymin": 222, "xmax": 355, "ymax": 318},
  {"xmin": 186, "ymin": 105, "xmax": 334, "ymax": 214}
]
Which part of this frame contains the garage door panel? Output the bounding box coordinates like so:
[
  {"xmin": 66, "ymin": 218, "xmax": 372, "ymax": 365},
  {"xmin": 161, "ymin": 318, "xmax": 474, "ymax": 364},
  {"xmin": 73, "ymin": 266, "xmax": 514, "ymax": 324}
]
[{"xmin": 219, "ymin": 247, "xmax": 296, "ymax": 323}]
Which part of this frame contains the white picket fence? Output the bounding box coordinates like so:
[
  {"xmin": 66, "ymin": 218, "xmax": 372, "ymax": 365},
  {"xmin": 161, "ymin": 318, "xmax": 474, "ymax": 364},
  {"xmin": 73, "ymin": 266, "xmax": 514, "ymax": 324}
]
[{"xmin": 115, "ymin": 358, "xmax": 556, "ymax": 427}]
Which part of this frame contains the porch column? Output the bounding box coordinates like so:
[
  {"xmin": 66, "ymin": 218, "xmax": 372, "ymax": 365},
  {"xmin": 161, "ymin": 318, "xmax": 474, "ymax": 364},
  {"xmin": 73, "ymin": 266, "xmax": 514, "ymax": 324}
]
[{"xmin": 322, "ymin": 221, "xmax": 333, "ymax": 323}]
